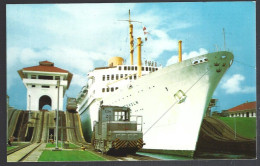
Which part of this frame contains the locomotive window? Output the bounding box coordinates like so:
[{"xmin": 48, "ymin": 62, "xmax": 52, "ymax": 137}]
[{"xmin": 114, "ymin": 111, "xmax": 129, "ymax": 121}]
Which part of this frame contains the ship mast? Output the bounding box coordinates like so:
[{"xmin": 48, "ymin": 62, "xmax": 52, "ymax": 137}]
[{"xmin": 129, "ymin": 10, "xmax": 134, "ymax": 65}]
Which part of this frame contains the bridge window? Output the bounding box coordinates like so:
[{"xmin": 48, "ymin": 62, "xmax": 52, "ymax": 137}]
[
  {"xmin": 31, "ymin": 75, "xmax": 36, "ymax": 79},
  {"xmin": 102, "ymin": 75, "xmax": 105, "ymax": 81},
  {"xmin": 39, "ymin": 75, "xmax": 53, "ymax": 80}
]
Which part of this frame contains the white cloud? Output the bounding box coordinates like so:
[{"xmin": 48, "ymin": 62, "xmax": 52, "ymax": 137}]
[
  {"xmin": 221, "ymin": 74, "xmax": 255, "ymax": 94},
  {"xmin": 7, "ymin": 4, "xmax": 195, "ymax": 95},
  {"xmin": 166, "ymin": 48, "xmax": 208, "ymax": 66}
]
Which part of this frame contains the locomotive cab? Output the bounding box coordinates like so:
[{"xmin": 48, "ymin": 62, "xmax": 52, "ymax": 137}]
[{"xmin": 92, "ymin": 105, "xmax": 144, "ymax": 154}]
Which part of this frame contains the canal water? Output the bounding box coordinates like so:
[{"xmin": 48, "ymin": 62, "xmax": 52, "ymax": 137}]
[{"xmin": 137, "ymin": 152, "xmax": 255, "ymax": 160}]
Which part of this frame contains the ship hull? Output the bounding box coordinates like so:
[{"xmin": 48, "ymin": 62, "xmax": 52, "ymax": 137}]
[{"xmin": 78, "ymin": 51, "xmax": 233, "ymax": 157}]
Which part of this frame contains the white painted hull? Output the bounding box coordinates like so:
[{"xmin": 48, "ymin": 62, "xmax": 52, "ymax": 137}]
[{"xmin": 78, "ymin": 51, "xmax": 233, "ymax": 155}]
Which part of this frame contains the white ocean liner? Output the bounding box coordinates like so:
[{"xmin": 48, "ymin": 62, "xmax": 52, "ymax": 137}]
[{"xmin": 76, "ymin": 11, "xmax": 234, "ymax": 157}]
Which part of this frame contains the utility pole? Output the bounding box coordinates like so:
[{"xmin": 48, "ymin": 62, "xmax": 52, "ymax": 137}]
[{"xmin": 54, "ymin": 80, "xmax": 61, "ymax": 151}]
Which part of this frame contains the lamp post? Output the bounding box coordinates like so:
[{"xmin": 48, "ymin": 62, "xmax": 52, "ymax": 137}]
[{"xmin": 55, "ymin": 80, "xmax": 60, "ymax": 150}]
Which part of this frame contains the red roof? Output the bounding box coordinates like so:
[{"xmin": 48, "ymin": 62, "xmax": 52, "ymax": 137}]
[
  {"xmin": 228, "ymin": 101, "xmax": 256, "ymax": 112},
  {"xmin": 22, "ymin": 61, "xmax": 68, "ymax": 73}
]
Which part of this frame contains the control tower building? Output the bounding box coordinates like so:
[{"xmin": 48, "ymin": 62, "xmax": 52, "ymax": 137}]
[{"xmin": 18, "ymin": 61, "xmax": 73, "ymax": 111}]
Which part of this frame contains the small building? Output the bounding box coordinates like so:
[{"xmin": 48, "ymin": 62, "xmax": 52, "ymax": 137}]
[
  {"xmin": 18, "ymin": 61, "xmax": 73, "ymax": 111},
  {"xmin": 226, "ymin": 101, "xmax": 256, "ymax": 118}
]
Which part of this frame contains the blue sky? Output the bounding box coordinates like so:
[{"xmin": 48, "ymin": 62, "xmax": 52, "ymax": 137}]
[{"xmin": 6, "ymin": 2, "xmax": 256, "ymax": 112}]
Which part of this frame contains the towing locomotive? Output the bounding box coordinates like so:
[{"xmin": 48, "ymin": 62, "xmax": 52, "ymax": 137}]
[{"xmin": 92, "ymin": 105, "xmax": 144, "ymax": 154}]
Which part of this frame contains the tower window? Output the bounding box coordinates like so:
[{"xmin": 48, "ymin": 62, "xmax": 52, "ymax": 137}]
[
  {"xmin": 120, "ymin": 74, "xmax": 123, "ymax": 78},
  {"xmin": 55, "ymin": 76, "xmax": 60, "ymax": 80},
  {"xmin": 111, "ymin": 74, "xmax": 114, "ymax": 80},
  {"xmin": 135, "ymin": 66, "xmax": 137, "ymax": 70},
  {"xmin": 107, "ymin": 75, "xmax": 110, "ymax": 80},
  {"xmin": 124, "ymin": 66, "xmax": 127, "ymax": 70},
  {"xmin": 116, "ymin": 74, "xmax": 119, "ymax": 80},
  {"xmin": 102, "ymin": 75, "xmax": 105, "ymax": 81},
  {"xmin": 131, "ymin": 66, "xmax": 134, "ymax": 70},
  {"xmin": 102, "ymin": 88, "xmax": 105, "ymax": 92},
  {"xmin": 128, "ymin": 66, "xmax": 131, "ymax": 70},
  {"xmin": 111, "ymin": 87, "xmax": 114, "ymax": 92},
  {"xmin": 107, "ymin": 88, "xmax": 109, "ymax": 92},
  {"xmin": 39, "ymin": 75, "xmax": 53, "ymax": 80},
  {"xmin": 119, "ymin": 66, "xmax": 122, "ymax": 70}
]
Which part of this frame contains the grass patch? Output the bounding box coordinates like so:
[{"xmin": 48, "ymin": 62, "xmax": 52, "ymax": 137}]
[
  {"xmin": 7, "ymin": 146, "xmax": 17, "ymax": 151},
  {"xmin": 38, "ymin": 150, "xmax": 106, "ymax": 161},
  {"xmin": 218, "ymin": 117, "xmax": 256, "ymax": 139},
  {"xmin": 46, "ymin": 142, "xmax": 79, "ymax": 149}
]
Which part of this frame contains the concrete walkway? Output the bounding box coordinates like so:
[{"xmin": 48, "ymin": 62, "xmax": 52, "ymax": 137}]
[
  {"xmin": 23, "ymin": 143, "xmax": 46, "ymax": 162},
  {"xmin": 7, "ymin": 143, "xmax": 41, "ymax": 162}
]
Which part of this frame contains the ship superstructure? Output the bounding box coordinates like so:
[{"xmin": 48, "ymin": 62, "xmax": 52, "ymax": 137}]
[{"xmin": 76, "ymin": 10, "xmax": 234, "ymax": 157}]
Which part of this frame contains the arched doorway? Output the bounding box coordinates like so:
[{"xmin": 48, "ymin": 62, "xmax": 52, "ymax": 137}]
[{"xmin": 39, "ymin": 95, "xmax": 52, "ymax": 110}]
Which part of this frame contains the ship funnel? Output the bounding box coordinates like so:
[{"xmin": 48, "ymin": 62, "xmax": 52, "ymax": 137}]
[
  {"xmin": 137, "ymin": 37, "xmax": 142, "ymax": 77},
  {"xmin": 178, "ymin": 40, "xmax": 182, "ymax": 62}
]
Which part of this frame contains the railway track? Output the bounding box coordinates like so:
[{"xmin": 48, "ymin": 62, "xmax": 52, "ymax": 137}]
[{"xmin": 7, "ymin": 143, "xmax": 42, "ymax": 162}]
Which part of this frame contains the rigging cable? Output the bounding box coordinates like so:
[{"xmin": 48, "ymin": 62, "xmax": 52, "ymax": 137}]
[
  {"xmin": 144, "ymin": 69, "xmax": 210, "ymax": 135},
  {"xmin": 233, "ymin": 60, "xmax": 256, "ymax": 70}
]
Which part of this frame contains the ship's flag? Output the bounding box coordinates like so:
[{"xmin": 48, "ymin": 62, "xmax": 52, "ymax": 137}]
[{"xmin": 143, "ymin": 26, "xmax": 148, "ymax": 41}]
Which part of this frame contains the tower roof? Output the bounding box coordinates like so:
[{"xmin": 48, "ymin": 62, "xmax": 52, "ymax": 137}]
[
  {"xmin": 18, "ymin": 61, "xmax": 73, "ymax": 88},
  {"xmin": 228, "ymin": 101, "xmax": 256, "ymax": 112},
  {"xmin": 22, "ymin": 61, "xmax": 68, "ymax": 73}
]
